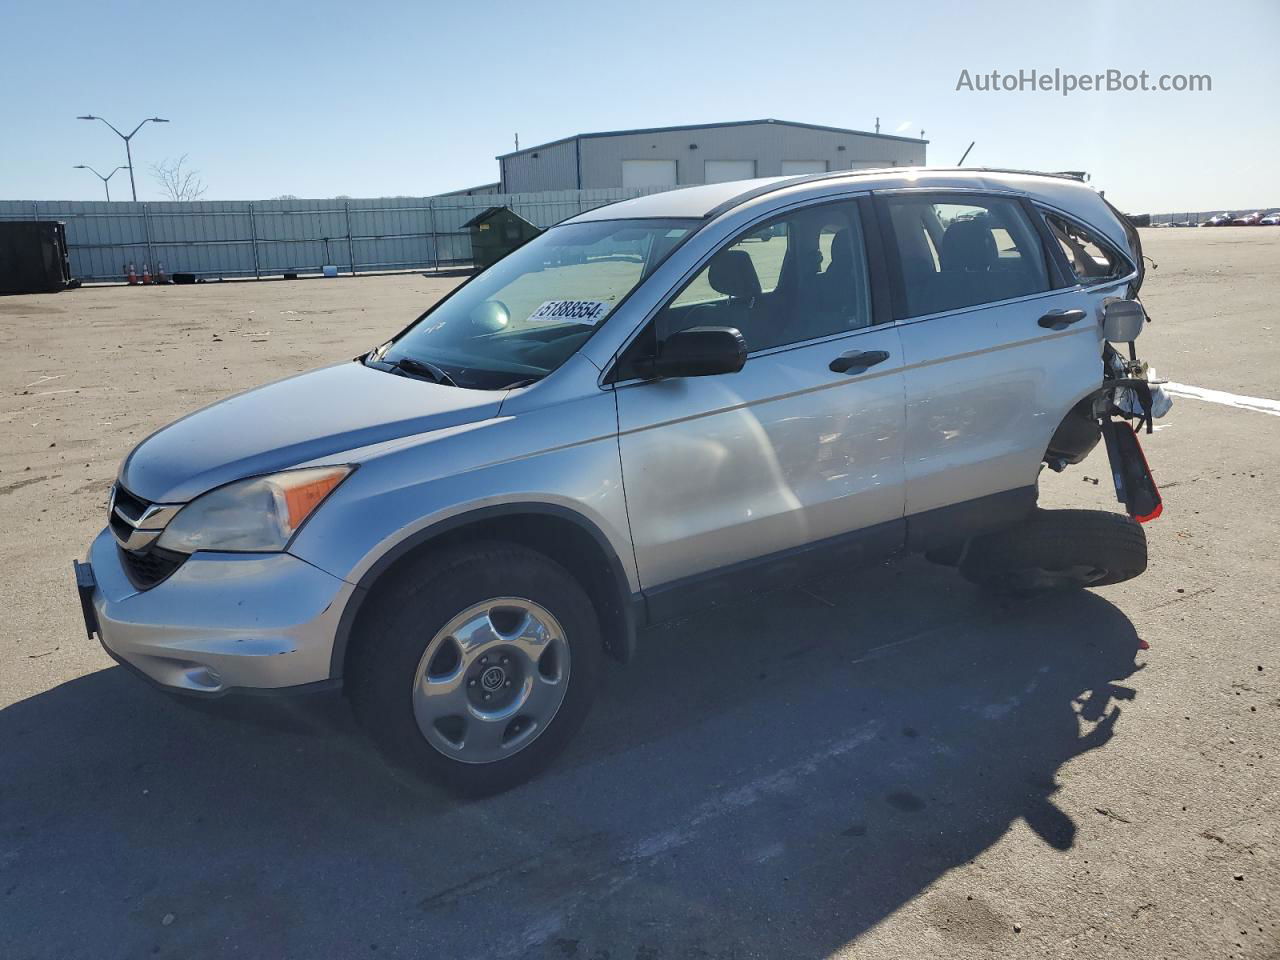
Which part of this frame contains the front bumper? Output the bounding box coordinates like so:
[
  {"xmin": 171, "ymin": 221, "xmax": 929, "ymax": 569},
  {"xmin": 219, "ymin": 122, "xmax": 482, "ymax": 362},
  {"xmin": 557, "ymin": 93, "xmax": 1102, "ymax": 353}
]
[{"xmin": 82, "ymin": 528, "xmax": 355, "ymax": 696}]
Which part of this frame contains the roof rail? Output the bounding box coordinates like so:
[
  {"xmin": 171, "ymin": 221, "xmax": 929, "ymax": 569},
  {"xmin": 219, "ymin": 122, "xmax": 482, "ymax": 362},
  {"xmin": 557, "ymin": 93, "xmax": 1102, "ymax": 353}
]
[{"xmin": 703, "ymin": 165, "xmax": 1095, "ymax": 220}]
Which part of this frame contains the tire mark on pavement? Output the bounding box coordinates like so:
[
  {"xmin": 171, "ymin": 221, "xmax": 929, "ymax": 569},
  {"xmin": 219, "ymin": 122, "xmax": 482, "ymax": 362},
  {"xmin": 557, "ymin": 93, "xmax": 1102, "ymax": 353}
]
[
  {"xmin": 1142, "ymin": 586, "xmax": 1215, "ymax": 611},
  {"xmin": 0, "ymin": 475, "xmax": 51, "ymax": 496}
]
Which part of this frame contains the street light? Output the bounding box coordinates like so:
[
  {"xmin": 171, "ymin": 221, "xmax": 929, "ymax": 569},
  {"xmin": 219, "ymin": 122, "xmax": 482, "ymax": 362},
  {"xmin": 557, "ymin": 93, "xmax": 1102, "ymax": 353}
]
[
  {"xmin": 73, "ymin": 164, "xmax": 129, "ymax": 201},
  {"xmin": 76, "ymin": 115, "xmax": 170, "ymax": 201}
]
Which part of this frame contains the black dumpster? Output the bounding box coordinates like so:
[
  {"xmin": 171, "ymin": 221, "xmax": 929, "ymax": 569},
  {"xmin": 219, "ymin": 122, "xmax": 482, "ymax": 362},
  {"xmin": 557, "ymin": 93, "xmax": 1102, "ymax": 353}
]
[
  {"xmin": 0, "ymin": 221, "xmax": 74, "ymax": 294},
  {"xmin": 461, "ymin": 207, "xmax": 542, "ymax": 273}
]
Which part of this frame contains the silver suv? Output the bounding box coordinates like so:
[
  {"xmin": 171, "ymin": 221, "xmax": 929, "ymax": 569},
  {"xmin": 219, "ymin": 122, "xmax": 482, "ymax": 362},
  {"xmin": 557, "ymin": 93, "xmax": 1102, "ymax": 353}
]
[{"xmin": 75, "ymin": 169, "xmax": 1163, "ymax": 794}]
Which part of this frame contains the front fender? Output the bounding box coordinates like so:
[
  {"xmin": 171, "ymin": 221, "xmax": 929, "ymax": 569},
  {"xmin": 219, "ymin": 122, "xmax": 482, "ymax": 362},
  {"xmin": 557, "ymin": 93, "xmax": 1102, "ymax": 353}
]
[{"xmin": 323, "ymin": 500, "xmax": 640, "ymax": 678}]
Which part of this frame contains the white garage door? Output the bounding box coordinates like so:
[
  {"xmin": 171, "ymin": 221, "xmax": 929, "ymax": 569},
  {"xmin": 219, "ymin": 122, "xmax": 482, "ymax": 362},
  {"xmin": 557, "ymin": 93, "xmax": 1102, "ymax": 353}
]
[
  {"xmin": 781, "ymin": 160, "xmax": 828, "ymax": 175},
  {"xmin": 704, "ymin": 160, "xmax": 757, "ymax": 184},
  {"xmin": 622, "ymin": 160, "xmax": 678, "ymax": 188}
]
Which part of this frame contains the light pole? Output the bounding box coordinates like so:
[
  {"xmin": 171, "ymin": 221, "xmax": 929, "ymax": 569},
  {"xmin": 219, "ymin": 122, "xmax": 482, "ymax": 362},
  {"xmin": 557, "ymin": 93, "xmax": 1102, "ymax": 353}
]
[
  {"xmin": 73, "ymin": 164, "xmax": 128, "ymax": 201},
  {"xmin": 76, "ymin": 115, "xmax": 170, "ymax": 201}
]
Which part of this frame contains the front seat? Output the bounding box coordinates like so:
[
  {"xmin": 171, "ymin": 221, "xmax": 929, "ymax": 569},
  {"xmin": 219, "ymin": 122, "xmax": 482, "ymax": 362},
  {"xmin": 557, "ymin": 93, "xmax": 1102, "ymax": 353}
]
[
  {"xmin": 819, "ymin": 229, "xmax": 857, "ymax": 312},
  {"xmin": 708, "ymin": 248, "xmax": 762, "ymax": 303},
  {"xmin": 687, "ymin": 248, "xmax": 763, "ymax": 346}
]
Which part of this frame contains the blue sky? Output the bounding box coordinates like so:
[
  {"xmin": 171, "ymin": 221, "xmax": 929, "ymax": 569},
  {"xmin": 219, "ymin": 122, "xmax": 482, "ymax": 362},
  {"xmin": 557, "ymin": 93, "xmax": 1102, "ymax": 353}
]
[{"xmin": 2, "ymin": 0, "xmax": 1276, "ymax": 212}]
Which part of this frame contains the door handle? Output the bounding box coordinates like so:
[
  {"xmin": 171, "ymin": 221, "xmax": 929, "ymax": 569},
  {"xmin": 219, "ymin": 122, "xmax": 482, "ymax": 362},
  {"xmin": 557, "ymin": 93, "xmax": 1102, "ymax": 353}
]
[
  {"xmin": 1038, "ymin": 308, "xmax": 1087, "ymax": 330},
  {"xmin": 829, "ymin": 349, "xmax": 890, "ymax": 374}
]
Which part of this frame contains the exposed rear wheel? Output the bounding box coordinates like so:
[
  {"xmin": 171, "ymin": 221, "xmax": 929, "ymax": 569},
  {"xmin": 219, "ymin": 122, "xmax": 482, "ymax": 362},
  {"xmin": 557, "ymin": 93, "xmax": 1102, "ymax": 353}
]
[
  {"xmin": 960, "ymin": 508, "xmax": 1148, "ymax": 595},
  {"xmin": 348, "ymin": 542, "xmax": 600, "ymax": 796}
]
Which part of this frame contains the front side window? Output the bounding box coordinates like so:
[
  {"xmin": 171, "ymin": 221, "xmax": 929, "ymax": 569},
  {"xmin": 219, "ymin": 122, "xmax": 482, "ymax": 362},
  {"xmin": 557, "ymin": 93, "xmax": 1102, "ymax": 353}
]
[
  {"xmin": 1043, "ymin": 212, "xmax": 1128, "ymax": 283},
  {"xmin": 375, "ymin": 218, "xmax": 697, "ymax": 389},
  {"xmin": 657, "ymin": 199, "xmax": 873, "ymax": 353},
  {"xmin": 881, "ymin": 194, "xmax": 1050, "ymax": 318}
]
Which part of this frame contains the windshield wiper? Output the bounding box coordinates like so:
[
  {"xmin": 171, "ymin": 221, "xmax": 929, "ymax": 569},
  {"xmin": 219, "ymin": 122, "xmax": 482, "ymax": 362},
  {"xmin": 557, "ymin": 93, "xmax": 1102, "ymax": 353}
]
[{"xmin": 387, "ymin": 356, "xmax": 458, "ymax": 387}]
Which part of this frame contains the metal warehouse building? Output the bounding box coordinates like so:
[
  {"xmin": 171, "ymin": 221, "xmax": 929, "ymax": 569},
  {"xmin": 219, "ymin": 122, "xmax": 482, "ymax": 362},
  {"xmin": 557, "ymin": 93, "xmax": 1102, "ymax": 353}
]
[{"xmin": 497, "ymin": 118, "xmax": 927, "ymax": 193}]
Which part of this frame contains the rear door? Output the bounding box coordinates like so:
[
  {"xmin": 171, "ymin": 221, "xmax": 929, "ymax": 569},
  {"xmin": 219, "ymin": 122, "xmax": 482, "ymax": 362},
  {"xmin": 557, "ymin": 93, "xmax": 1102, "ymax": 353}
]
[
  {"xmin": 612, "ymin": 196, "xmax": 906, "ymax": 613},
  {"xmin": 876, "ymin": 191, "xmax": 1102, "ymax": 540}
]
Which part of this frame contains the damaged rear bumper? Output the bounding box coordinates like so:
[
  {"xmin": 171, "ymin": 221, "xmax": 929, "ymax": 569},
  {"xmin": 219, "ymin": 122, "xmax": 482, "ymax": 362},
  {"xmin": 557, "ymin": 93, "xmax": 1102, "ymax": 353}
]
[{"xmin": 1102, "ymin": 419, "xmax": 1162, "ymax": 522}]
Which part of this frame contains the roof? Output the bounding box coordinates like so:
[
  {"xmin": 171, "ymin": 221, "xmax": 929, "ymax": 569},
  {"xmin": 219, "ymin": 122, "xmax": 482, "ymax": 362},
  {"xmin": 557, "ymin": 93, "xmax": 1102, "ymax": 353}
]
[
  {"xmin": 564, "ymin": 178, "xmax": 791, "ymax": 221},
  {"xmin": 459, "ymin": 206, "xmax": 535, "ymax": 228},
  {"xmin": 564, "ymin": 167, "xmax": 1125, "ymax": 252},
  {"xmin": 496, "ymin": 118, "xmax": 927, "ymax": 160}
]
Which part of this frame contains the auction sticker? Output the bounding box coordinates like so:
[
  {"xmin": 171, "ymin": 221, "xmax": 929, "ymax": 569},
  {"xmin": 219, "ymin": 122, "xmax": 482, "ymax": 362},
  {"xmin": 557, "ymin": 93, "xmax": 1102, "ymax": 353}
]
[{"xmin": 526, "ymin": 300, "xmax": 612, "ymax": 325}]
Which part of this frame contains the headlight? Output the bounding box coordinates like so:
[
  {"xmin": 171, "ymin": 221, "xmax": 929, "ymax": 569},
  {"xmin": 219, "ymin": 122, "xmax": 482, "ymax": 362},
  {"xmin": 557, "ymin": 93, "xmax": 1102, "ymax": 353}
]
[{"xmin": 157, "ymin": 466, "xmax": 352, "ymax": 553}]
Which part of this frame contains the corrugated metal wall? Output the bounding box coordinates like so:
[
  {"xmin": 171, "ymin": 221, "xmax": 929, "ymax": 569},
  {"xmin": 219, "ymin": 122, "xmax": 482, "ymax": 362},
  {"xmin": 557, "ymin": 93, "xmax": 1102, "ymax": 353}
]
[
  {"xmin": 500, "ymin": 122, "xmax": 928, "ymax": 192},
  {"xmin": 0, "ymin": 187, "xmax": 670, "ymax": 282},
  {"xmin": 499, "ymin": 140, "xmax": 580, "ymax": 194}
]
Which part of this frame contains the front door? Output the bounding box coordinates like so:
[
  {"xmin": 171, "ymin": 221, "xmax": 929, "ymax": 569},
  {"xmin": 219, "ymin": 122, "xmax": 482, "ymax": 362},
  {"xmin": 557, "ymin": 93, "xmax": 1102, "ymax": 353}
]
[{"xmin": 612, "ymin": 197, "xmax": 907, "ymax": 615}]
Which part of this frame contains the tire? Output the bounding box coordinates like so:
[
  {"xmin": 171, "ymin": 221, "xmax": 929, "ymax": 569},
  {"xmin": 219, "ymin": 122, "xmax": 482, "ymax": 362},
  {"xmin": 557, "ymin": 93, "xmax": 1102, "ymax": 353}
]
[
  {"xmin": 959, "ymin": 508, "xmax": 1147, "ymax": 594},
  {"xmin": 347, "ymin": 541, "xmax": 601, "ymax": 796}
]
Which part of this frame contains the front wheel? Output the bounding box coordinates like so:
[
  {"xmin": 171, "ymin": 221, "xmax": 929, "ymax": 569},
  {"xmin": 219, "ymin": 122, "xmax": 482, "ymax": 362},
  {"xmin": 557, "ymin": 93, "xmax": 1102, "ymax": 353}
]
[
  {"xmin": 348, "ymin": 542, "xmax": 601, "ymax": 796},
  {"xmin": 960, "ymin": 508, "xmax": 1148, "ymax": 594}
]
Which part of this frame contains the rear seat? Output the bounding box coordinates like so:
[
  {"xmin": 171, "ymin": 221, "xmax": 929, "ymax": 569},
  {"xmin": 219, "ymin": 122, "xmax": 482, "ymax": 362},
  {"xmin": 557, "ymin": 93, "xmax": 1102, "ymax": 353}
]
[{"xmin": 908, "ymin": 219, "xmax": 1041, "ymax": 314}]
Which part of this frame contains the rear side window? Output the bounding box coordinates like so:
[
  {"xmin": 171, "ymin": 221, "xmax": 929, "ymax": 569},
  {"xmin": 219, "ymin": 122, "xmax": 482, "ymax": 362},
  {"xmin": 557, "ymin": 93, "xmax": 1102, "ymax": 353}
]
[
  {"xmin": 1043, "ymin": 213, "xmax": 1128, "ymax": 283},
  {"xmin": 881, "ymin": 195, "xmax": 1050, "ymax": 318}
]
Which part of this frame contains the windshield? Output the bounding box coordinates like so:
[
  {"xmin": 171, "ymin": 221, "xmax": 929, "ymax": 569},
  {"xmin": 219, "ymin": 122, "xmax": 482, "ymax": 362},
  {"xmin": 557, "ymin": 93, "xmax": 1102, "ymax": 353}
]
[{"xmin": 372, "ymin": 218, "xmax": 699, "ymax": 389}]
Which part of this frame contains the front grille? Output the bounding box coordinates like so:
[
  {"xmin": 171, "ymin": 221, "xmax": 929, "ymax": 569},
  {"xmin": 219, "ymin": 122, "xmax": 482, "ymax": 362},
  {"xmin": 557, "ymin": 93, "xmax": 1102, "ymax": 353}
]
[
  {"xmin": 111, "ymin": 484, "xmax": 150, "ymax": 522},
  {"xmin": 119, "ymin": 544, "xmax": 186, "ymax": 590},
  {"xmin": 109, "ymin": 483, "xmax": 186, "ymax": 589},
  {"xmin": 108, "ymin": 509, "xmax": 136, "ymax": 546}
]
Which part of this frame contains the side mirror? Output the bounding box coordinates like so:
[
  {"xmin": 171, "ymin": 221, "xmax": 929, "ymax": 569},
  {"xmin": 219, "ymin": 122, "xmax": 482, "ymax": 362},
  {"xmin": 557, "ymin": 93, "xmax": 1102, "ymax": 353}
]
[
  {"xmin": 1103, "ymin": 299, "xmax": 1146, "ymax": 342},
  {"xmin": 646, "ymin": 326, "xmax": 747, "ymax": 379}
]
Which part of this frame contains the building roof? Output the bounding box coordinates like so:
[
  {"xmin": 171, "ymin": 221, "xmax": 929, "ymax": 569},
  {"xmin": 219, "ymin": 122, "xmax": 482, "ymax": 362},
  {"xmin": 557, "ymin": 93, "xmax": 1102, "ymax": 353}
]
[
  {"xmin": 436, "ymin": 182, "xmax": 501, "ymax": 197},
  {"xmin": 459, "ymin": 206, "xmax": 536, "ymax": 228},
  {"xmin": 496, "ymin": 118, "xmax": 927, "ymax": 160}
]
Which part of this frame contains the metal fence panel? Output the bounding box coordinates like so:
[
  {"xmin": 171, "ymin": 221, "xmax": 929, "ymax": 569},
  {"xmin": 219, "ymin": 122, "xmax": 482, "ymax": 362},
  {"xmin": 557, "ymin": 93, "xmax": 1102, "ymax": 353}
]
[{"xmin": 0, "ymin": 186, "xmax": 678, "ymax": 282}]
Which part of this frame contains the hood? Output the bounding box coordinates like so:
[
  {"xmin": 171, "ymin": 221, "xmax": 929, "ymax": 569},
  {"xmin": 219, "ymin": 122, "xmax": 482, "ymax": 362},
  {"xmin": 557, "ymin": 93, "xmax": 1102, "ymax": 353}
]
[{"xmin": 120, "ymin": 361, "xmax": 504, "ymax": 503}]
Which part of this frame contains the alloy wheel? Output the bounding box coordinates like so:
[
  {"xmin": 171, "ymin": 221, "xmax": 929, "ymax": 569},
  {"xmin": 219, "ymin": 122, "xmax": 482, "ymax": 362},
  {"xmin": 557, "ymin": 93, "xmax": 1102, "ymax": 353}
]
[{"xmin": 411, "ymin": 597, "xmax": 571, "ymax": 764}]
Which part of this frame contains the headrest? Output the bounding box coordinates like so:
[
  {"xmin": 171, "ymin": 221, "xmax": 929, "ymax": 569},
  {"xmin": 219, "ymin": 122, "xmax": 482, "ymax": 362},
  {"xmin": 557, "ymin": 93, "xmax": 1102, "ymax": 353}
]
[
  {"xmin": 939, "ymin": 219, "xmax": 997, "ymax": 272},
  {"xmin": 827, "ymin": 229, "xmax": 853, "ymax": 272},
  {"xmin": 708, "ymin": 249, "xmax": 763, "ymax": 301}
]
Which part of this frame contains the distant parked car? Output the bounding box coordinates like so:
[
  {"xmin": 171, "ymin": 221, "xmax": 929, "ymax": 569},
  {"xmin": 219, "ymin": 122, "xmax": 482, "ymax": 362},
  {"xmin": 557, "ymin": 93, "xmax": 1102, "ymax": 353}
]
[
  {"xmin": 1203, "ymin": 213, "xmax": 1234, "ymax": 227},
  {"xmin": 1259, "ymin": 212, "xmax": 1280, "ymax": 226},
  {"xmin": 1231, "ymin": 212, "xmax": 1262, "ymax": 226}
]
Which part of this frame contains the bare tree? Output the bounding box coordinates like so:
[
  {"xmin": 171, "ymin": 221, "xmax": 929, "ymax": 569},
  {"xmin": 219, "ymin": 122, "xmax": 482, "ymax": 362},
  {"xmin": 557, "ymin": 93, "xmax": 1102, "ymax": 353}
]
[
  {"xmin": 272, "ymin": 194, "xmax": 299, "ymax": 201},
  {"xmin": 151, "ymin": 155, "xmax": 208, "ymax": 201}
]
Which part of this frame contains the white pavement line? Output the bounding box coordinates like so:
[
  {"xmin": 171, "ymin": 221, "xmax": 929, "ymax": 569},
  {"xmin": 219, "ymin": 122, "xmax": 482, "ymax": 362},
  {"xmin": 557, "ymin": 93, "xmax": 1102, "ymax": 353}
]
[
  {"xmin": 480, "ymin": 723, "xmax": 886, "ymax": 960},
  {"xmin": 1165, "ymin": 382, "xmax": 1280, "ymax": 417},
  {"xmin": 629, "ymin": 721, "xmax": 883, "ymax": 862}
]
